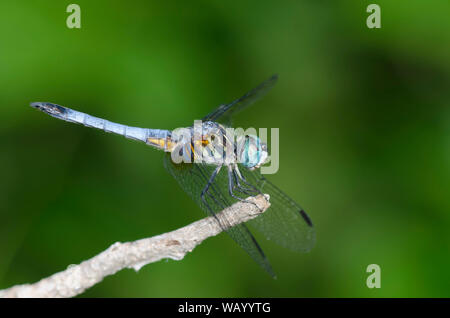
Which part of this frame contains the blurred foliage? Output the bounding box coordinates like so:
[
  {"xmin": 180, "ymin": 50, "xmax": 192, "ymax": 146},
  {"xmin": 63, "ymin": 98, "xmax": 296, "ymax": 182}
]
[{"xmin": 0, "ymin": 0, "xmax": 449, "ymax": 297}]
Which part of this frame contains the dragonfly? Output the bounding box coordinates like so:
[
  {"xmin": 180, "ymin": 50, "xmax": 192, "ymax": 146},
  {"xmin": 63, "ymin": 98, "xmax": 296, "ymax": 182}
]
[{"xmin": 30, "ymin": 75, "xmax": 315, "ymax": 277}]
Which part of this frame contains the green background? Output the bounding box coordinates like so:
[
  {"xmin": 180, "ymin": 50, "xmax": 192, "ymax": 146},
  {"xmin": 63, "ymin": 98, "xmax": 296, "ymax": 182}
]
[{"xmin": 0, "ymin": 1, "xmax": 449, "ymax": 297}]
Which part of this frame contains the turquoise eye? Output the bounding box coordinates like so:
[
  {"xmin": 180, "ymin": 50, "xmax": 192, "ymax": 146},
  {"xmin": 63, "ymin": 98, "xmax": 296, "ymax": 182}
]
[{"xmin": 241, "ymin": 136, "xmax": 262, "ymax": 168}]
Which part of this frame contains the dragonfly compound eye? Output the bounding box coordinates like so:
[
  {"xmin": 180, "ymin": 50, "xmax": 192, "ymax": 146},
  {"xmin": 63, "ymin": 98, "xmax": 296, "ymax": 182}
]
[{"xmin": 240, "ymin": 135, "xmax": 263, "ymax": 168}]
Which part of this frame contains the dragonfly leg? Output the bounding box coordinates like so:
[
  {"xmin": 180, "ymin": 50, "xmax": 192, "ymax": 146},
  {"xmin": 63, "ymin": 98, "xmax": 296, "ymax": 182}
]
[
  {"xmin": 200, "ymin": 165, "xmax": 222, "ymax": 207},
  {"xmin": 231, "ymin": 168, "xmax": 255, "ymax": 195},
  {"xmin": 199, "ymin": 165, "xmax": 233, "ymax": 228},
  {"xmin": 232, "ymin": 169, "xmax": 259, "ymax": 196},
  {"xmin": 234, "ymin": 165, "xmax": 263, "ymax": 196},
  {"xmin": 227, "ymin": 165, "xmax": 263, "ymax": 211}
]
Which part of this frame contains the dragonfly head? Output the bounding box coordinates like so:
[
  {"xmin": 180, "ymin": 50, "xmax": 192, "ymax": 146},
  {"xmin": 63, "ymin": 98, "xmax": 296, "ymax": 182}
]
[{"xmin": 239, "ymin": 135, "xmax": 269, "ymax": 170}]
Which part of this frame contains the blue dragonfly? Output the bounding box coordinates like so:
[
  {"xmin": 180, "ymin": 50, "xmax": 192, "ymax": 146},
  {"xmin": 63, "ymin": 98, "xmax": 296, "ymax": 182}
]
[{"xmin": 31, "ymin": 75, "xmax": 315, "ymax": 277}]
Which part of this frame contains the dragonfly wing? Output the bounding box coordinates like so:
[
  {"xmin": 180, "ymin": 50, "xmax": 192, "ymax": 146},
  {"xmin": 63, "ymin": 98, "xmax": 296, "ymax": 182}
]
[
  {"xmin": 202, "ymin": 75, "xmax": 278, "ymax": 124},
  {"xmin": 163, "ymin": 153, "xmax": 275, "ymax": 277},
  {"xmin": 239, "ymin": 166, "xmax": 316, "ymax": 253}
]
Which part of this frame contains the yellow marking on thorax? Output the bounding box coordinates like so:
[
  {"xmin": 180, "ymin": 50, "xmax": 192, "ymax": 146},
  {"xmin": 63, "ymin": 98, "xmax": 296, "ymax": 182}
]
[
  {"xmin": 148, "ymin": 136, "xmax": 211, "ymax": 154},
  {"xmin": 190, "ymin": 139, "xmax": 209, "ymax": 151}
]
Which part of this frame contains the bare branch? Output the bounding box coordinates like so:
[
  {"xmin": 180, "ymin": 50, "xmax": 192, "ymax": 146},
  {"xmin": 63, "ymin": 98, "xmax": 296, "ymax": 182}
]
[{"xmin": 0, "ymin": 194, "xmax": 270, "ymax": 298}]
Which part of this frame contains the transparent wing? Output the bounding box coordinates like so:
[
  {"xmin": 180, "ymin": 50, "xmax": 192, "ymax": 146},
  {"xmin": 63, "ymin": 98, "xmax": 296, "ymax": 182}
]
[
  {"xmin": 163, "ymin": 154, "xmax": 275, "ymax": 277},
  {"xmin": 202, "ymin": 75, "xmax": 278, "ymax": 125},
  {"xmin": 240, "ymin": 167, "xmax": 316, "ymax": 253}
]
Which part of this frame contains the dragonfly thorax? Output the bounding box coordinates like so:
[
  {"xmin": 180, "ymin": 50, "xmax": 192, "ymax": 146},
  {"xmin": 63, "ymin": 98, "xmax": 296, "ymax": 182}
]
[{"xmin": 169, "ymin": 121, "xmax": 268, "ymax": 169}]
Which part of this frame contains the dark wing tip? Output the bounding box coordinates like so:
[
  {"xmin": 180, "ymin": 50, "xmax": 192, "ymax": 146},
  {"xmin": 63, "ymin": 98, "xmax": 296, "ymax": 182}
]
[{"xmin": 299, "ymin": 209, "xmax": 313, "ymax": 227}]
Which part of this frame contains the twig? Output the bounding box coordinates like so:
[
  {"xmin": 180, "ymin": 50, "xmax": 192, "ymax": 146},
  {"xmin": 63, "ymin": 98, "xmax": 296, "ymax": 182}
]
[{"xmin": 0, "ymin": 194, "xmax": 270, "ymax": 298}]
